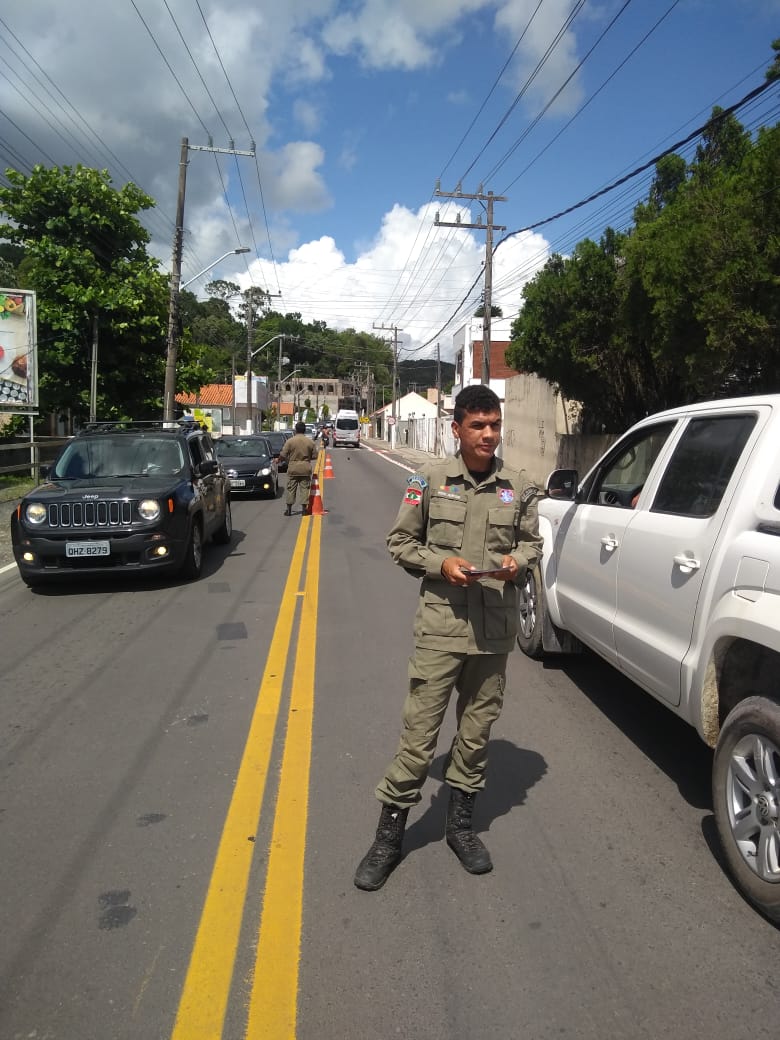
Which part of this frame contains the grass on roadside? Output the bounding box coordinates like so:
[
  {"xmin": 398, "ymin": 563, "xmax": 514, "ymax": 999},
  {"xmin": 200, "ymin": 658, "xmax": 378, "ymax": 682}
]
[{"xmin": 0, "ymin": 475, "xmax": 35, "ymax": 502}]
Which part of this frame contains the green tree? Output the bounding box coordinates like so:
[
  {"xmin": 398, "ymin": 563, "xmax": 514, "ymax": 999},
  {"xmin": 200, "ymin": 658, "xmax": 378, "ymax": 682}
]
[
  {"xmin": 473, "ymin": 303, "xmax": 503, "ymax": 318},
  {"xmin": 507, "ymin": 235, "xmax": 642, "ymax": 429},
  {"xmin": 634, "ymin": 153, "xmax": 687, "ymax": 224},
  {"xmin": 0, "ymin": 164, "xmax": 168, "ymax": 421},
  {"xmin": 508, "ymin": 93, "xmax": 780, "ymax": 429},
  {"xmin": 767, "ymin": 38, "xmax": 780, "ymax": 81},
  {"xmin": 626, "ymin": 122, "xmax": 780, "ymax": 400}
]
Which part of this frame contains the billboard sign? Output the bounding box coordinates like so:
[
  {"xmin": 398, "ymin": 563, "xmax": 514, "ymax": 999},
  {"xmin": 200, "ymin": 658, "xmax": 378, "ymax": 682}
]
[{"xmin": 0, "ymin": 289, "xmax": 38, "ymax": 413}]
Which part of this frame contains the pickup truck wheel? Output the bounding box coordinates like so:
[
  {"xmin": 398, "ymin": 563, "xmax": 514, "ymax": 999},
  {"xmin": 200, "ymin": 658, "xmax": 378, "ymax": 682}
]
[
  {"xmin": 713, "ymin": 696, "xmax": 780, "ymax": 923},
  {"xmin": 517, "ymin": 563, "xmax": 545, "ymax": 659},
  {"xmin": 213, "ymin": 499, "xmax": 232, "ymax": 545},
  {"xmin": 180, "ymin": 519, "xmax": 203, "ymax": 580}
]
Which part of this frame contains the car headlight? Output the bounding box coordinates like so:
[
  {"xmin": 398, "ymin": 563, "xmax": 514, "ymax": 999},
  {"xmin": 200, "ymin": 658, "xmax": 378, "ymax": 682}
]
[
  {"xmin": 257, "ymin": 467, "xmax": 272, "ymax": 477},
  {"xmin": 138, "ymin": 498, "xmax": 161, "ymax": 521},
  {"xmin": 25, "ymin": 502, "xmax": 47, "ymax": 525}
]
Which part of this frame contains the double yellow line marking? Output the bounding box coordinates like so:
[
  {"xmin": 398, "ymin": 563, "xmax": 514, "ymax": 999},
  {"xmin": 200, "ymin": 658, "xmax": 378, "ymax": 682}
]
[{"xmin": 171, "ymin": 512, "xmax": 322, "ymax": 1039}]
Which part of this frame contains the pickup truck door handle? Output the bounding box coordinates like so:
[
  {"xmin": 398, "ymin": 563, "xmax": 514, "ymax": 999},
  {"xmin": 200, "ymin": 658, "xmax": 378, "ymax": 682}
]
[
  {"xmin": 673, "ymin": 553, "xmax": 701, "ymax": 574},
  {"xmin": 601, "ymin": 535, "xmax": 619, "ymax": 552}
]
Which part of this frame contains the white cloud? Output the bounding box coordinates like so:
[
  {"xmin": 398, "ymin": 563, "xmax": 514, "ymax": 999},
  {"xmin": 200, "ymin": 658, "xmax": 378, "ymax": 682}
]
[
  {"xmin": 321, "ymin": 0, "xmax": 490, "ymax": 69},
  {"xmin": 0, "ymin": 0, "xmax": 570, "ymax": 350},
  {"xmin": 264, "ymin": 142, "xmax": 331, "ymax": 211},
  {"xmin": 240, "ymin": 201, "xmax": 549, "ymax": 357},
  {"xmin": 293, "ymin": 99, "xmax": 321, "ymax": 133},
  {"xmin": 495, "ymin": 0, "xmax": 586, "ymax": 113}
]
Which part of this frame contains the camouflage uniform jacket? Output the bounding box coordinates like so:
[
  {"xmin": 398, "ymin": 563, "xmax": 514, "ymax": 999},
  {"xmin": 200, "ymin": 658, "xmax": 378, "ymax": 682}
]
[
  {"xmin": 386, "ymin": 453, "xmax": 542, "ymax": 654},
  {"xmin": 280, "ymin": 434, "xmax": 317, "ymax": 476}
]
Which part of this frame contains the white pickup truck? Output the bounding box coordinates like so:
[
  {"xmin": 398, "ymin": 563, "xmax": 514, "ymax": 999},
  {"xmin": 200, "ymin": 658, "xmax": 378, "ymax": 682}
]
[{"xmin": 517, "ymin": 394, "xmax": 780, "ymax": 922}]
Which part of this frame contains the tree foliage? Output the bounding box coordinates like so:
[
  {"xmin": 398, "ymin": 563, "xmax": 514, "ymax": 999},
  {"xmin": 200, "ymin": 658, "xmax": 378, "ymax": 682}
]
[
  {"xmin": 0, "ymin": 164, "xmax": 169, "ymax": 422},
  {"xmin": 507, "ymin": 97, "xmax": 780, "ymax": 430},
  {"xmin": 189, "ymin": 289, "xmax": 395, "ymax": 390}
]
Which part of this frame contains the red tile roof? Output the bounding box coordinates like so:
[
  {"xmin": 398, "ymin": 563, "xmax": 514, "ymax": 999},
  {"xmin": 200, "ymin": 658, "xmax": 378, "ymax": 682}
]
[{"xmin": 176, "ymin": 383, "xmax": 234, "ymax": 406}]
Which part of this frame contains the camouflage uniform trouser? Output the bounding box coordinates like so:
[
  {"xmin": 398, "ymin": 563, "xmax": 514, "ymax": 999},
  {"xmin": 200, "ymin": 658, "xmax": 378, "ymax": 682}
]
[
  {"xmin": 285, "ymin": 473, "xmax": 311, "ymax": 508},
  {"xmin": 375, "ymin": 647, "xmax": 507, "ymax": 808}
]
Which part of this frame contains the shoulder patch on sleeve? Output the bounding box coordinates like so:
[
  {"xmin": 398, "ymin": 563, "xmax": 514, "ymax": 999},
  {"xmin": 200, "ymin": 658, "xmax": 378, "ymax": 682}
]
[
  {"xmin": 403, "ymin": 486, "xmax": 423, "ymax": 507},
  {"xmin": 406, "ymin": 474, "xmax": 428, "ymax": 490},
  {"xmin": 521, "ymin": 485, "xmax": 540, "ymax": 504}
]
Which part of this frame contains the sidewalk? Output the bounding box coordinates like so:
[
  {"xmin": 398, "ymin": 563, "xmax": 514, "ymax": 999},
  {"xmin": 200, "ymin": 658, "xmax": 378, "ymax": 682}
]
[{"xmin": 360, "ymin": 436, "xmax": 437, "ymax": 471}]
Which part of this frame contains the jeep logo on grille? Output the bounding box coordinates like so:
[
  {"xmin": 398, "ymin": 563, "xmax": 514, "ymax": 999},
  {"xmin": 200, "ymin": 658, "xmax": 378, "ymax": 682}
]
[{"xmin": 82, "ymin": 494, "xmax": 99, "ymax": 500}]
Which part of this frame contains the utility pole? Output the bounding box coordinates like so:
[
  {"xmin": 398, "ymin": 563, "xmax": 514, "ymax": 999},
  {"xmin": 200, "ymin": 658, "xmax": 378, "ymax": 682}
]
[
  {"xmin": 163, "ymin": 136, "xmax": 255, "ymax": 423},
  {"xmin": 434, "ymin": 183, "xmax": 506, "ymax": 386},
  {"xmin": 231, "ymin": 353, "xmax": 237, "ymax": 433},
  {"xmin": 373, "ymin": 323, "xmax": 402, "ymax": 446},
  {"xmin": 246, "ymin": 302, "xmax": 255, "ymax": 432},
  {"xmin": 435, "ymin": 341, "xmax": 442, "ymax": 457},
  {"xmin": 89, "ymin": 313, "xmax": 99, "ymax": 423}
]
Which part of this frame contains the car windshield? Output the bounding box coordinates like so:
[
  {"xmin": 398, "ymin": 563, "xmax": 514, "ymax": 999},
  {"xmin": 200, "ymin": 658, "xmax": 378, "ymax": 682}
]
[
  {"xmin": 217, "ymin": 438, "xmax": 271, "ymax": 460},
  {"xmin": 52, "ymin": 436, "xmax": 185, "ymax": 479}
]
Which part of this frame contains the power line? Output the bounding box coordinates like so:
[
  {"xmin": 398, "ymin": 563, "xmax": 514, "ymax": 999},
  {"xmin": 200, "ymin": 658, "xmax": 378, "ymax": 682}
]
[
  {"xmin": 437, "ymin": 0, "xmax": 545, "ymax": 184},
  {"xmin": 500, "ymin": 75, "xmax": 779, "ymax": 240},
  {"xmin": 128, "ymin": 0, "xmax": 212, "ymax": 138},
  {"xmin": 456, "ymin": 0, "xmax": 588, "ymax": 187},
  {"xmin": 484, "ymin": 0, "xmax": 643, "ymax": 185},
  {"xmin": 497, "ymin": 0, "xmax": 683, "ymax": 195}
]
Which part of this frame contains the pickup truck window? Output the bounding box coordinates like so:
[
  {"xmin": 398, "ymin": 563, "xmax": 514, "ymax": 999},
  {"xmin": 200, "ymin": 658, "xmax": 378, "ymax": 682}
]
[
  {"xmin": 651, "ymin": 413, "xmax": 757, "ymax": 518},
  {"xmin": 583, "ymin": 422, "xmax": 675, "ymax": 509}
]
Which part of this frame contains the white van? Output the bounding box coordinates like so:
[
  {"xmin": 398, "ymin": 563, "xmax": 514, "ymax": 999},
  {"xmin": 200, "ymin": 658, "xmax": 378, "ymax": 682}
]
[{"xmin": 334, "ymin": 409, "xmax": 361, "ymax": 448}]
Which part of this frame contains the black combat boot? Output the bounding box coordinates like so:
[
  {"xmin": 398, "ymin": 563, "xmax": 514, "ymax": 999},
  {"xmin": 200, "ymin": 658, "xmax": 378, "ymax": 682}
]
[
  {"xmin": 446, "ymin": 786, "xmax": 492, "ymax": 874},
  {"xmin": 284, "ymin": 504, "xmax": 292, "ymax": 516},
  {"xmin": 354, "ymin": 804, "xmax": 409, "ymax": 891}
]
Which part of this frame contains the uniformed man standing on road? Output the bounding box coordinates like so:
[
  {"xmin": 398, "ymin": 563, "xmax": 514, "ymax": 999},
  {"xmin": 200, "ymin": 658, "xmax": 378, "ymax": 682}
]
[
  {"xmin": 354, "ymin": 385, "xmax": 542, "ymax": 891},
  {"xmin": 280, "ymin": 421, "xmax": 318, "ymax": 516}
]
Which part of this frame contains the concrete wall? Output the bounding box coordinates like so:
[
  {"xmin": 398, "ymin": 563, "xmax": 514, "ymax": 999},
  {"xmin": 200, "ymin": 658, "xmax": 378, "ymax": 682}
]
[{"xmin": 501, "ymin": 373, "xmax": 617, "ymax": 485}]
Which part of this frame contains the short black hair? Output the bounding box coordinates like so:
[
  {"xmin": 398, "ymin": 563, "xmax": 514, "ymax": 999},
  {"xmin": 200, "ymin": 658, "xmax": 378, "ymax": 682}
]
[
  {"xmin": 295, "ymin": 421, "xmax": 306, "ymax": 433},
  {"xmin": 453, "ymin": 385, "xmax": 501, "ymax": 424}
]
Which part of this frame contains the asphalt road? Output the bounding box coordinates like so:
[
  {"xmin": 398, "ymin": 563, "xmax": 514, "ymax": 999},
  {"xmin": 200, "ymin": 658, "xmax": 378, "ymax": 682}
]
[{"xmin": 0, "ymin": 443, "xmax": 777, "ymax": 1040}]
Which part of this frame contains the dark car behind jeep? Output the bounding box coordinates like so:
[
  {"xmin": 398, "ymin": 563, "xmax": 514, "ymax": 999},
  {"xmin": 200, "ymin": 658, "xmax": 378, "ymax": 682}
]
[{"xmin": 11, "ymin": 422, "xmax": 232, "ymax": 587}]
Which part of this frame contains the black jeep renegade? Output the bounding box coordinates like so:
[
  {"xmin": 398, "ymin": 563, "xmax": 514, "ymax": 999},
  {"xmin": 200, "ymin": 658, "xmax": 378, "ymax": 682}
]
[{"xmin": 11, "ymin": 421, "xmax": 232, "ymax": 587}]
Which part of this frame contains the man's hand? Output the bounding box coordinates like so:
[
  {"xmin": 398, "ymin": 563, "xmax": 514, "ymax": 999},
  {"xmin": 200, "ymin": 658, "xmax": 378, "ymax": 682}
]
[
  {"xmin": 498, "ymin": 555, "xmax": 518, "ymax": 581},
  {"xmin": 441, "ymin": 557, "xmax": 473, "ymax": 586},
  {"xmin": 441, "ymin": 555, "xmax": 518, "ymax": 585}
]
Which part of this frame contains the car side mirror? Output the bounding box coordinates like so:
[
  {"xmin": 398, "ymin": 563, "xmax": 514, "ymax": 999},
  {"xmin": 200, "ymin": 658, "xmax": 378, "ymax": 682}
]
[
  {"xmin": 197, "ymin": 459, "xmax": 219, "ymax": 478},
  {"xmin": 39, "ymin": 464, "xmax": 50, "ymax": 479},
  {"xmin": 546, "ymin": 468, "xmax": 578, "ymax": 501}
]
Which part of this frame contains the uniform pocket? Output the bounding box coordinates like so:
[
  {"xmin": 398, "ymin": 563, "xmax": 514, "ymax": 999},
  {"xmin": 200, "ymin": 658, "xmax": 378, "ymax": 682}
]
[
  {"xmin": 485, "ymin": 506, "xmax": 516, "ymax": 554},
  {"xmin": 428, "ymin": 498, "xmax": 467, "ymax": 549},
  {"xmin": 481, "ymin": 580, "xmax": 516, "ymax": 641},
  {"xmin": 415, "ymin": 584, "xmax": 469, "ymax": 639}
]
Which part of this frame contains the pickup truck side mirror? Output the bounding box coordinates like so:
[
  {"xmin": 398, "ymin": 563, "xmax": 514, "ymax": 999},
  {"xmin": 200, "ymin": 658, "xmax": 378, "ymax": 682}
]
[{"xmin": 546, "ymin": 468, "xmax": 578, "ymax": 501}]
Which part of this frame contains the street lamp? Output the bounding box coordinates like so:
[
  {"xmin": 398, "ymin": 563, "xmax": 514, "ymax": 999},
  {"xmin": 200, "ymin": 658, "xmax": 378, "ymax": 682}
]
[
  {"xmin": 245, "ymin": 333, "xmax": 294, "ymax": 433},
  {"xmin": 180, "ymin": 247, "xmax": 250, "ymax": 290},
  {"xmin": 277, "ymin": 367, "xmax": 301, "ymax": 429},
  {"xmin": 163, "ymin": 246, "xmax": 250, "ymax": 422}
]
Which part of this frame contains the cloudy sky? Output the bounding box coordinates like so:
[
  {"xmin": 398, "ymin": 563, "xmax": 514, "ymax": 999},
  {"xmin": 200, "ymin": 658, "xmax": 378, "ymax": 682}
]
[{"xmin": 1, "ymin": 1, "xmax": 778, "ymax": 360}]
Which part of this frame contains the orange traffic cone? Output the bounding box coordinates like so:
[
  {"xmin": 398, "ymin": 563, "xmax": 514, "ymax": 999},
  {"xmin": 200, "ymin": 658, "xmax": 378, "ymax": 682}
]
[
  {"xmin": 324, "ymin": 453, "xmax": 335, "ymax": 479},
  {"xmin": 306, "ymin": 472, "xmax": 327, "ymax": 515}
]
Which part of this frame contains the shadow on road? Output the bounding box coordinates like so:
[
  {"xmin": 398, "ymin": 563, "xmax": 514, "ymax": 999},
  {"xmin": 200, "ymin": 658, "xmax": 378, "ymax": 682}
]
[
  {"xmin": 553, "ymin": 651, "xmax": 713, "ymax": 812},
  {"xmin": 403, "ymin": 738, "xmax": 547, "ymax": 854}
]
